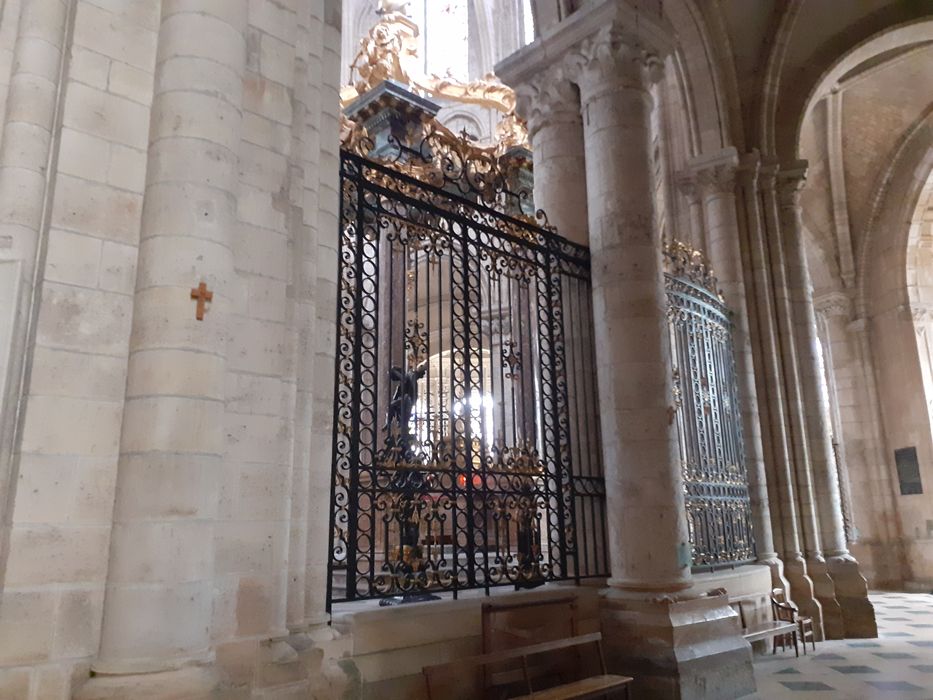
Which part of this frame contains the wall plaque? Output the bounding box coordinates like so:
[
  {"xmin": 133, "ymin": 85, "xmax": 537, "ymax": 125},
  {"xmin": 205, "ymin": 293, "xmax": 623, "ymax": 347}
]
[{"xmin": 894, "ymin": 446, "xmax": 923, "ymax": 496}]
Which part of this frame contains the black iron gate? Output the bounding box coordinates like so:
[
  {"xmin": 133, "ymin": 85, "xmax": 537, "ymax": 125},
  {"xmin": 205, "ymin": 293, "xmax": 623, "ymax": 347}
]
[
  {"xmin": 664, "ymin": 243, "xmax": 755, "ymax": 570},
  {"xmin": 328, "ymin": 130, "xmax": 608, "ymax": 606}
]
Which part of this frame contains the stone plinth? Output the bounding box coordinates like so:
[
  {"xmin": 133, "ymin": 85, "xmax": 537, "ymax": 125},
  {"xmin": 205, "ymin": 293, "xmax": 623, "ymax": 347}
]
[
  {"xmin": 600, "ymin": 591, "xmax": 755, "ymax": 700},
  {"xmin": 828, "ymin": 557, "xmax": 878, "ymax": 638}
]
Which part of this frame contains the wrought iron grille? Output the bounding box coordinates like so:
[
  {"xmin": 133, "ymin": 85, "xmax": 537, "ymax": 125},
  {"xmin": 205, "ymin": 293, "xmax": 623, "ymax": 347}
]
[
  {"xmin": 665, "ymin": 244, "xmax": 755, "ymax": 571},
  {"xmin": 328, "ymin": 139, "xmax": 608, "ymax": 606}
]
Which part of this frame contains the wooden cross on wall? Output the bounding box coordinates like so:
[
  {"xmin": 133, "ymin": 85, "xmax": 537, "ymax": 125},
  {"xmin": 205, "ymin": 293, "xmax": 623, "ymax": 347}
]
[{"xmin": 190, "ymin": 282, "xmax": 213, "ymax": 321}]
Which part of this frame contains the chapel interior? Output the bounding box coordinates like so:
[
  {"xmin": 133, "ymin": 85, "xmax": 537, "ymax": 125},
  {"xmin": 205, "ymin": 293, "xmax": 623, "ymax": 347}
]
[{"xmin": 0, "ymin": 0, "xmax": 931, "ymax": 699}]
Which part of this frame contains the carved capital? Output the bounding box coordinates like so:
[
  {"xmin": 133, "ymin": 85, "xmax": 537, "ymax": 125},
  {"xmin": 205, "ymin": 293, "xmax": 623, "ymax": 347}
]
[
  {"xmin": 776, "ymin": 162, "xmax": 808, "ymax": 211},
  {"xmin": 675, "ymin": 172, "xmax": 700, "ymax": 203},
  {"xmin": 514, "ymin": 61, "xmax": 580, "ymax": 137},
  {"xmin": 569, "ymin": 24, "xmax": 664, "ymax": 103},
  {"xmin": 688, "ymin": 148, "xmax": 739, "ymax": 198},
  {"xmin": 814, "ymin": 291, "xmax": 852, "ymax": 318},
  {"xmin": 847, "ymin": 317, "xmax": 868, "ymax": 333},
  {"xmin": 904, "ymin": 303, "xmax": 933, "ymax": 324},
  {"xmin": 759, "ymin": 162, "xmax": 779, "ymax": 193}
]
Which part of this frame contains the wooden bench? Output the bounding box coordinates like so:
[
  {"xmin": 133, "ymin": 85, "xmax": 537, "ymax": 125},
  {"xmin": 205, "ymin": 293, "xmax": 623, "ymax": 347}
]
[{"xmin": 423, "ymin": 632, "xmax": 633, "ymax": 700}]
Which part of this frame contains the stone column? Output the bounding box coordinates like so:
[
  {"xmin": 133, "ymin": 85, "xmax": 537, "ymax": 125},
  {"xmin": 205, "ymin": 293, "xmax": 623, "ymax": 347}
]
[
  {"xmin": 577, "ymin": 27, "xmax": 687, "ymax": 595},
  {"xmin": 573, "ymin": 20, "xmax": 754, "ymax": 698},
  {"xmin": 777, "ymin": 166, "xmax": 877, "ymax": 638},
  {"xmin": 736, "ymin": 156, "xmax": 823, "ymax": 635},
  {"xmin": 690, "ymin": 149, "xmax": 783, "ymax": 587},
  {"xmin": 516, "ymin": 64, "xmax": 588, "ymax": 244},
  {"xmin": 675, "ymin": 176, "xmax": 707, "ymax": 252},
  {"xmin": 0, "ymin": 0, "xmax": 73, "ymax": 564},
  {"xmin": 78, "ymin": 2, "xmax": 247, "ymax": 696},
  {"xmin": 813, "ymin": 294, "xmax": 858, "ymax": 544},
  {"xmin": 761, "ymin": 163, "xmax": 845, "ymax": 639}
]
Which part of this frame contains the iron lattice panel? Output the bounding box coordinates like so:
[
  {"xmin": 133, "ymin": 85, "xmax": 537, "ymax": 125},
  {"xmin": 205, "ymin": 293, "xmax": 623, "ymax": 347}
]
[
  {"xmin": 666, "ymin": 275, "xmax": 756, "ymax": 570},
  {"xmin": 328, "ymin": 152, "xmax": 608, "ymax": 606}
]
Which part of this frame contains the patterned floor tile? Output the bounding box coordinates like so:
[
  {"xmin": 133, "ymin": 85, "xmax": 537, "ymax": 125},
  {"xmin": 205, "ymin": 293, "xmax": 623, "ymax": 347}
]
[
  {"xmin": 753, "ymin": 593, "xmax": 933, "ymax": 697},
  {"xmin": 865, "ymin": 680, "xmax": 924, "ymax": 691},
  {"xmin": 828, "ymin": 665, "xmax": 880, "ymax": 674},
  {"xmin": 779, "ymin": 681, "xmax": 836, "ymax": 691}
]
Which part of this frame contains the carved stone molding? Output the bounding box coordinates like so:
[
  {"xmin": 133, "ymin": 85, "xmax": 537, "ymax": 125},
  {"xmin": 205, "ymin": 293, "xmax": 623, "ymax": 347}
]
[{"xmin": 814, "ymin": 291, "xmax": 852, "ymax": 318}]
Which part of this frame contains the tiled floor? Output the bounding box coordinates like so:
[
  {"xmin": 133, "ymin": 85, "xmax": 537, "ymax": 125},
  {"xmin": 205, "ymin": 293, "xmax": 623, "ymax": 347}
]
[{"xmin": 752, "ymin": 592, "xmax": 933, "ymax": 698}]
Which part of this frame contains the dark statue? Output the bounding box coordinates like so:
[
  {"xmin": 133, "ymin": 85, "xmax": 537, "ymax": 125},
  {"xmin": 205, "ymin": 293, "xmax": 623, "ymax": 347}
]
[
  {"xmin": 385, "ymin": 359, "xmax": 428, "ymax": 443},
  {"xmin": 379, "ymin": 358, "xmax": 439, "ymax": 606}
]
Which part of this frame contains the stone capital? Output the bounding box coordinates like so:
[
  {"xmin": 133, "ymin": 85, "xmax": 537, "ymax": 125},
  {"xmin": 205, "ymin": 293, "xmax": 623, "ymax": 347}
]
[
  {"xmin": 903, "ymin": 302, "xmax": 933, "ymax": 324},
  {"xmin": 776, "ymin": 160, "xmax": 809, "ymax": 210},
  {"xmin": 759, "ymin": 162, "xmax": 779, "ymax": 193},
  {"xmin": 847, "ymin": 316, "xmax": 869, "ymax": 333},
  {"xmin": 814, "ymin": 291, "xmax": 852, "ymax": 318},
  {"xmin": 513, "ymin": 61, "xmax": 580, "ymax": 137},
  {"xmin": 687, "ymin": 147, "xmax": 739, "ymax": 198},
  {"xmin": 570, "ymin": 24, "xmax": 664, "ymax": 103},
  {"xmin": 675, "ymin": 172, "xmax": 700, "ymax": 203},
  {"xmin": 496, "ymin": 0, "xmax": 674, "ymax": 88}
]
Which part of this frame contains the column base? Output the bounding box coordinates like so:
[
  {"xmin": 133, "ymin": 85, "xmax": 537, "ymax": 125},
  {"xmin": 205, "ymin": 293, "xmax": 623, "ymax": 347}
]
[
  {"xmin": 74, "ymin": 665, "xmax": 218, "ymax": 700},
  {"xmin": 783, "ymin": 556, "xmax": 825, "ymax": 641},
  {"xmin": 827, "ymin": 555, "xmax": 878, "ymax": 638},
  {"xmin": 807, "ymin": 556, "xmax": 846, "ymax": 639},
  {"xmin": 756, "ymin": 556, "xmax": 791, "ymax": 594},
  {"xmin": 599, "ymin": 588, "xmax": 755, "ymax": 700}
]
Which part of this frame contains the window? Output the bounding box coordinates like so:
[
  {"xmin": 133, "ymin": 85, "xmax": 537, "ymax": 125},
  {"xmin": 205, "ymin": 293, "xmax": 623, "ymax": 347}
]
[
  {"xmin": 522, "ymin": 0, "xmax": 536, "ymax": 45},
  {"xmin": 415, "ymin": 0, "xmax": 469, "ymax": 78}
]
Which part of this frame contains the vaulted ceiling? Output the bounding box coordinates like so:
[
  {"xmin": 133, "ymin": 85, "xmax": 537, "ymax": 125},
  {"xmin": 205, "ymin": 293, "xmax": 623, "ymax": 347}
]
[{"xmin": 800, "ymin": 41, "xmax": 933, "ymax": 293}]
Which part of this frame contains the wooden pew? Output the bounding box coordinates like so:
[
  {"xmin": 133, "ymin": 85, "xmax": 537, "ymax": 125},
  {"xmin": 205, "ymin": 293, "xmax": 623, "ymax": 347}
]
[{"xmin": 423, "ymin": 632, "xmax": 633, "ymax": 700}]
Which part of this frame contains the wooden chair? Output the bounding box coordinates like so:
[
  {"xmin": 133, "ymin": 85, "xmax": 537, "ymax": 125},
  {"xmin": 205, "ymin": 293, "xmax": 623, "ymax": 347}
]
[
  {"xmin": 770, "ymin": 597, "xmax": 800, "ymax": 657},
  {"xmin": 772, "ymin": 588, "xmax": 816, "ymax": 653}
]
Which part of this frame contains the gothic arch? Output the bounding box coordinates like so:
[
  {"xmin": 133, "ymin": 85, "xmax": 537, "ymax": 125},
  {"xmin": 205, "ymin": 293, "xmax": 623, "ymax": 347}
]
[
  {"xmin": 859, "ymin": 113, "xmax": 933, "ymax": 320},
  {"xmin": 856, "ymin": 114, "xmax": 933, "ymax": 584},
  {"xmin": 759, "ymin": 4, "xmax": 933, "ymax": 161},
  {"xmin": 661, "ymin": 0, "xmax": 738, "ymax": 156}
]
